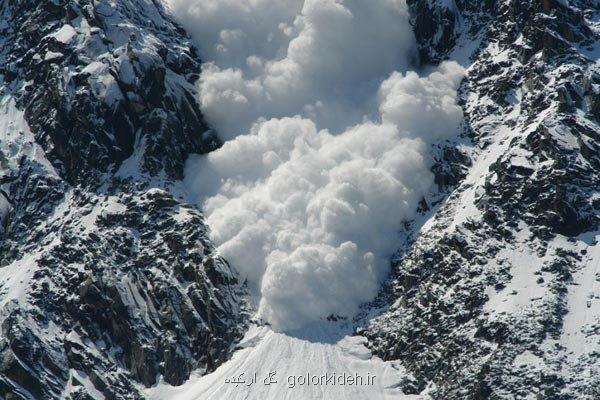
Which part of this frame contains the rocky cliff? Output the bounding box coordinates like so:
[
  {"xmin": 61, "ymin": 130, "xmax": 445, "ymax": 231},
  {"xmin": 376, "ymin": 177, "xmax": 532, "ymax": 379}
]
[
  {"xmin": 0, "ymin": 1, "xmax": 247, "ymax": 398},
  {"xmin": 362, "ymin": 0, "xmax": 600, "ymax": 398}
]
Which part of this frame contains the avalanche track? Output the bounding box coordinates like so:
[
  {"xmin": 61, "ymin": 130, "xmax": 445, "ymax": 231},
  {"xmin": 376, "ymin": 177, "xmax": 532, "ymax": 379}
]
[{"xmin": 147, "ymin": 322, "xmax": 424, "ymax": 400}]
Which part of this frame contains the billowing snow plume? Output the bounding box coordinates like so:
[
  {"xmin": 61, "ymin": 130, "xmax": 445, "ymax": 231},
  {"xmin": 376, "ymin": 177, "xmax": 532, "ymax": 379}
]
[
  {"xmin": 167, "ymin": 0, "xmax": 466, "ymax": 330},
  {"xmin": 166, "ymin": 0, "xmax": 416, "ymax": 138},
  {"xmin": 184, "ymin": 65, "xmax": 465, "ymax": 330}
]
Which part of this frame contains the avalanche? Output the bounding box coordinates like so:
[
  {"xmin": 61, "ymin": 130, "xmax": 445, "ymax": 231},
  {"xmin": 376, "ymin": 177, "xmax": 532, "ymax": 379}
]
[
  {"xmin": 156, "ymin": 0, "xmax": 467, "ymax": 398},
  {"xmin": 171, "ymin": 0, "xmax": 466, "ymax": 331}
]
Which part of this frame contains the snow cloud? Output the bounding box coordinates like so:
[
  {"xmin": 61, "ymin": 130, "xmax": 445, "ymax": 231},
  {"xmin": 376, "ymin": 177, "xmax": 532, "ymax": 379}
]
[
  {"xmin": 166, "ymin": 0, "xmax": 466, "ymax": 330},
  {"xmin": 167, "ymin": 0, "xmax": 416, "ymax": 138}
]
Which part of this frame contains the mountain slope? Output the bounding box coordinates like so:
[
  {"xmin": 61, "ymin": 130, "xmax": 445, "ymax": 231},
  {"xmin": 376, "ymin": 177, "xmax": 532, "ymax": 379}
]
[
  {"xmin": 0, "ymin": 1, "xmax": 247, "ymax": 399},
  {"xmin": 147, "ymin": 323, "xmax": 422, "ymax": 400},
  {"xmin": 2, "ymin": 0, "xmax": 600, "ymax": 399},
  {"xmin": 363, "ymin": 0, "xmax": 600, "ymax": 398}
]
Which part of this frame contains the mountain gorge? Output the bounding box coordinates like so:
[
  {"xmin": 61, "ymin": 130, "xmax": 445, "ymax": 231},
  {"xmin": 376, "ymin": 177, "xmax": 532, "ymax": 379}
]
[{"xmin": 0, "ymin": 0, "xmax": 599, "ymax": 399}]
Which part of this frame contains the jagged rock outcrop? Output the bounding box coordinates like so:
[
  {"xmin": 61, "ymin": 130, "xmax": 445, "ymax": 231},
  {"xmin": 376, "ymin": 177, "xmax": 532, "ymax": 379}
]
[
  {"xmin": 363, "ymin": 1, "xmax": 600, "ymax": 399},
  {"xmin": 0, "ymin": 1, "xmax": 247, "ymax": 399},
  {"xmin": 2, "ymin": 0, "xmax": 220, "ymax": 185}
]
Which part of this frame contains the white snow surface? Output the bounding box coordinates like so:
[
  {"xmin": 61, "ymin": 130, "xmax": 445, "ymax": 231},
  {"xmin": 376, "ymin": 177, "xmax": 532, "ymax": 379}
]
[
  {"xmin": 147, "ymin": 322, "xmax": 426, "ymax": 400},
  {"xmin": 0, "ymin": 95, "xmax": 57, "ymax": 174},
  {"xmin": 561, "ymin": 233, "xmax": 600, "ymax": 361},
  {"xmin": 48, "ymin": 24, "xmax": 77, "ymax": 44}
]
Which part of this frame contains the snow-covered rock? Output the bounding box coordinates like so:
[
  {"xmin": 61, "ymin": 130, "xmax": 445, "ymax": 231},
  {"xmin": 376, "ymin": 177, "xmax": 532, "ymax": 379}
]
[
  {"xmin": 0, "ymin": 1, "xmax": 247, "ymax": 398},
  {"xmin": 363, "ymin": 1, "xmax": 600, "ymax": 398}
]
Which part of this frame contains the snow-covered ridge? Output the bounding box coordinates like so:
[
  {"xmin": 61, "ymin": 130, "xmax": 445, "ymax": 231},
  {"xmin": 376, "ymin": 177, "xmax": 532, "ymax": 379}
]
[
  {"xmin": 364, "ymin": 0, "xmax": 600, "ymax": 398},
  {"xmin": 1, "ymin": 0, "xmax": 219, "ymax": 185},
  {"xmin": 0, "ymin": 1, "xmax": 247, "ymax": 398},
  {"xmin": 1, "ymin": 0, "xmax": 599, "ymax": 399}
]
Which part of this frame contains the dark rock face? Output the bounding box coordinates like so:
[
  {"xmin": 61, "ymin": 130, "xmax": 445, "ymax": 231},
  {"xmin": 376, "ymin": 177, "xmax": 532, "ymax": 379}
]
[
  {"xmin": 2, "ymin": 0, "xmax": 219, "ymax": 185},
  {"xmin": 406, "ymin": 0, "xmax": 496, "ymax": 64},
  {"xmin": 0, "ymin": 1, "xmax": 247, "ymax": 399},
  {"xmin": 1, "ymin": 181, "xmax": 246, "ymax": 399},
  {"xmin": 363, "ymin": 1, "xmax": 600, "ymax": 399}
]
